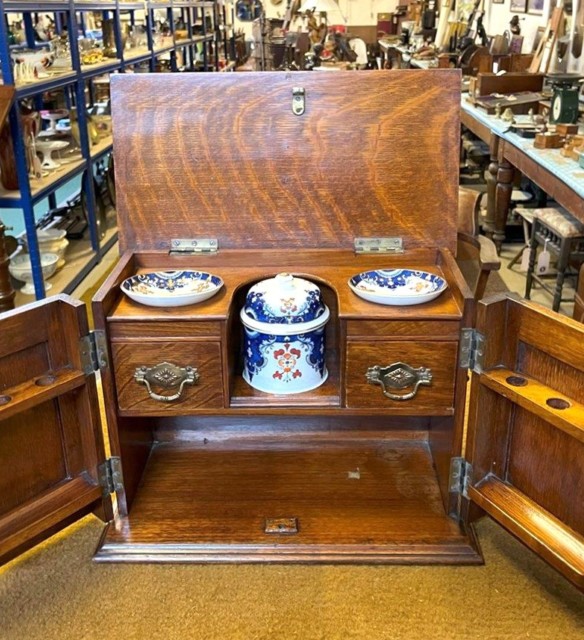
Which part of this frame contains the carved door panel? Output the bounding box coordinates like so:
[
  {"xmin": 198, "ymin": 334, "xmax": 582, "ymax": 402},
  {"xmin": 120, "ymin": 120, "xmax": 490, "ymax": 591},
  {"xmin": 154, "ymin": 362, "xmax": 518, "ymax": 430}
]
[
  {"xmin": 465, "ymin": 295, "xmax": 584, "ymax": 589},
  {"xmin": 0, "ymin": 296, "xmax": 109, "ymax": 564}
]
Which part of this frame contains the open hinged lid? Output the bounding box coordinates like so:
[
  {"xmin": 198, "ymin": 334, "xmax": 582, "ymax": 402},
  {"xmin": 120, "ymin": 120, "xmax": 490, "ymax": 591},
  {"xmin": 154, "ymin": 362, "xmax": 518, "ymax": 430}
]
[{"xmin": 110, "ymin": 70, "xmax": 460, "ymax": 255}]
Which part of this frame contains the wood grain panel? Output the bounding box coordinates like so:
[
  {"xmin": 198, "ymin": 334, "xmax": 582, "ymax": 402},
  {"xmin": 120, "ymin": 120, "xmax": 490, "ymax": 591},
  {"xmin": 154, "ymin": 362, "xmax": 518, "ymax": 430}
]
[
  {"xmin": 345, "ymin": 341, "xmax": 457, "ymax": 411},
  {"xmin": 509, "ymin": 300, "xmax": 584, "ymax": 373},
  {"xmin": 0, "ymin": 303, "xmax": 49, "ymax": 360},
  {"xmin": 0, "ymin": 342, "xmax": 49, "ymax": 392},
  {"xmin": 507, "ymin": 407, "xmax": 583, "ymax": 534},
  {"xmin": 112, "ymin": 341, "xmax": 224, "ymax": 414},
  {"xmin": 109, "ymin": 321, "xmax": 222, "ymax": 340},
  {"xmin": 111, "ymin": 71, "xmax": 460, "ymax": 254},
  {"xmin": 518, "ymin": 343, "xmax": 584, "ymax": 412},
  {"xmin": 345, "ymin": 320, "xmax": 459, "ymax": 339},
  {"xmin": 0, "ymin": 402, "xmax": 67, "ymax": 516}
]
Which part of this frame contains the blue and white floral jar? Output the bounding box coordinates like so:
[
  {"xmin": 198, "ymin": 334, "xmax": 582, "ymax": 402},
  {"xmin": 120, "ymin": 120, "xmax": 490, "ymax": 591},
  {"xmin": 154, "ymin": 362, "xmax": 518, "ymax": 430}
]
[{"xmin": 240, "ymin": 273, "xmax": 330, "ymax": 394}]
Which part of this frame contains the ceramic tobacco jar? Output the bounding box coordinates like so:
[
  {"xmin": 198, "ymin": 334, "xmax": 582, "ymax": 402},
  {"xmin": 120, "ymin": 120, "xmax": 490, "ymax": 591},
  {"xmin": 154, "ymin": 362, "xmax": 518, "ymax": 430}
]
[{"xmin": 240, "ymin": 273, "xmax": 330, "ymax": 394}]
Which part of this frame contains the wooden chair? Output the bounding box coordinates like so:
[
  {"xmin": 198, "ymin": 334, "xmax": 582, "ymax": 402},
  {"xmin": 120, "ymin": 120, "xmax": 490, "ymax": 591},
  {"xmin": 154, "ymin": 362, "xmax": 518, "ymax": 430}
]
[{"xmin": 456, "ymin": 187, "xmax": 501, "ymax": 301}]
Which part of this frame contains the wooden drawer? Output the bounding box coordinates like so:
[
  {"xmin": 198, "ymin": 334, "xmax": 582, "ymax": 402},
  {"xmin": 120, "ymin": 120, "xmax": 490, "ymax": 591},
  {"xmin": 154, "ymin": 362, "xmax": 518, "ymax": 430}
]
[
  {"xmin": 112, "ymin": 341, "xmax": 224, "ymax": 415},
  {"xmin": 108, "ymin": 321, "xmax": 222, "ymax": 340},
  {"xmin": 345, "ymin": 320, "xmax": 460, "ymax": 339},
  {"xmin": 345, "ymin": 341, "xmax": 458, "ymax": 412}
]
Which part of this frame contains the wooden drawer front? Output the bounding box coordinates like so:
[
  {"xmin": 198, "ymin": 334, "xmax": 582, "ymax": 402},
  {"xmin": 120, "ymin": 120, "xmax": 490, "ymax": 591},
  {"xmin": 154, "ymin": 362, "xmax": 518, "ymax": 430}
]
[
  {"xmin": 345, "ymin": 321, "xmax": 459, "ymax": 340},
  {"xmin": 112, "ymin": 342, "xmax": 223, "ymax": 414},
  {"xmin": 109, "ymin": 321, "xmax": 222, "ymax": 340},
  {"xmin": 345, "ymin": 341, "xmax": 458, "ymax": 411}
]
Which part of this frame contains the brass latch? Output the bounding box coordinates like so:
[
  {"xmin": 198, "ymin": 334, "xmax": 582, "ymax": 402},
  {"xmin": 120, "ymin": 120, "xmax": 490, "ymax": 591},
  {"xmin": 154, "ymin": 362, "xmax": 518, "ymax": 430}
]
[
  {"xmin": 292, "ymin": 87, "xmax": 305, "ymax": 116},
  {"xmin": 265, "ymin": 517, "xmax": 299, "ymax": 534}
]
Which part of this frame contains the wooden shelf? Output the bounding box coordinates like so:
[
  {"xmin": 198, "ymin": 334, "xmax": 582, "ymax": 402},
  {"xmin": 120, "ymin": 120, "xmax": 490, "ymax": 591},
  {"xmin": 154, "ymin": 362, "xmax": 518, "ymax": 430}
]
[
  {"xmin": 11, "ymin": 70, "xmax": 77, "ymax": 99},
  {"xmin": 0, "ymin": 157, "xmax": 85, "ymax": 205},
  {"xmin": 96, "ymin": 436, "xmax": 481, "ymax": 563},
  {"xmin": 90, "ymin": 135, "xmax": 113, "ymax": 160},
  {"xmin": 123, "ymin": 47, "xmax": 152, "ymax": 63},
  {"xmin": 12, "ymin": 217, "xmax": 118, "ymax": 307},
  {"xmin": 81, "ymin": 58, "xmax": 122, "ymax": 78}
]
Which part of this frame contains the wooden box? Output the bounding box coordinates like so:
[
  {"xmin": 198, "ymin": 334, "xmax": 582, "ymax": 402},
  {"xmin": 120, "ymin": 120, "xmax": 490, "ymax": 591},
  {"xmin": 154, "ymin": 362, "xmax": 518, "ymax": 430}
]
[
  {"xmin": 1, "ymin": 72, "xmax": 583, "ymax": 588},
  {"xmin": 470, "ymin": 72, "xmax": 545, "ymax": 98}
]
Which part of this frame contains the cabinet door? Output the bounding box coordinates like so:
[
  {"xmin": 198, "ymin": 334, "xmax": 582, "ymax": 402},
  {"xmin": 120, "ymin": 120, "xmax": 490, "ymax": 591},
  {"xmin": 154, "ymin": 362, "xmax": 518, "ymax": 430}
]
[
  {"xmin": 465, "ymin": 295, "xmax": 584, "ymax": 589},
  {"xmin": 0, "ymin": 296, "xmax": 108, "ymax": 564}
]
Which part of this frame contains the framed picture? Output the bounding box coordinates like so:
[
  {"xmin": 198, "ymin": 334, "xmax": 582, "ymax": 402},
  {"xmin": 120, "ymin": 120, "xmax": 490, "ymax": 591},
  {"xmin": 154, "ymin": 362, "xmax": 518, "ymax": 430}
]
[
  {"xmin": 527, "ymin": 0, "xmax": 544, "ymax": 14},
  {"xmin": 510, "ymin": 0, "xmax": 527, "ymax": 11},
  {"xmin": 491, "ymin": 0, "xmax": 504, "ymax": 3}
]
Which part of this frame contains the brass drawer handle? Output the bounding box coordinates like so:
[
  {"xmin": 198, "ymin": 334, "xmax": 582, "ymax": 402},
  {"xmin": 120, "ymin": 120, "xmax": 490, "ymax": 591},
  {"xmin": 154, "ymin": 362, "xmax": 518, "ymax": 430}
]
[
  {"xmin": 134, "ymin": 362, "xmax": 199, "ymax": 403},
  {"xmin": 366, "ymin": 362, "xmax": 432, "ymax": 401}
]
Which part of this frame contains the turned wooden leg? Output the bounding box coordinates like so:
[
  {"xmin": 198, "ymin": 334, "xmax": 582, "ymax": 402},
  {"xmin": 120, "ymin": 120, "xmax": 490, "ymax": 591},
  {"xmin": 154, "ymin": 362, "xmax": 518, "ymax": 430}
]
[
  {"xmin": 552, "ymin": 240, "xmax": 572, "ymax": 313},
  {"xmin": 494, "ymin": 158, "xmax": 514, "ymax": 254},
  {"xmin": 482, "ymin": 137, "xmax": 499, "ymax": 239},
  {"xmin": 525, "ymin": 229, "xmax": 538, "ymax": 300}
]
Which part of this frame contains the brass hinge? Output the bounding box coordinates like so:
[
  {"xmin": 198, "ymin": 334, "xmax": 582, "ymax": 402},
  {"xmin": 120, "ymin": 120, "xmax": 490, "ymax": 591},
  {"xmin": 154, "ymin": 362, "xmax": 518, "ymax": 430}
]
[
  {"xmin": 459, "ymin": 328, "xmax": 485, "ymax": 373},
  {"xmin": 98, "ymin": 456, "xmax": 124, "ymax": 497},
  {"xmin": 79, "ymin": 330, "xmax": 108, "ymax": 375},
  {"xmin": 449, "ymin": 457, "xmax": 472, "ymax": 499},
  {"xmin": 169, "ymin": 238, "xmax": 218, "ymax": 254},
  {"xmin": 354, "ymin": 237, "xmax": 404, "ymax": 254}
]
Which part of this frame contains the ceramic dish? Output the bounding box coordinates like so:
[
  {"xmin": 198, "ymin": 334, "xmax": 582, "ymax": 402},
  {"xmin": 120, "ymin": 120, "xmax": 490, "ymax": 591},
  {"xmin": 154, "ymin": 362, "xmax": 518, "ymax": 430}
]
[
  {"xmin": 121, "ymin": 271, "xmax": 223, "ymax": 307},
  {"xmin": 9, "ymin": 252, "xmax": 59, "ymax": 295},
  {"xmin": 348, "ymin": 269, "xmax": 447, "ymax": 306}
]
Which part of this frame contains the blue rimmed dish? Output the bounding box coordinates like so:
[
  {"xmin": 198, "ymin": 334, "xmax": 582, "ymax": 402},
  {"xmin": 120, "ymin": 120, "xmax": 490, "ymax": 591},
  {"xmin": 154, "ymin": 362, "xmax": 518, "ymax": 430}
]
[
  {"xmin": 121, "ymin": 271, "xmax": 223, "ymax": 307},
  {"xmin": 348, "ymin": 269, "xmax": 448, "ymax": 306}
]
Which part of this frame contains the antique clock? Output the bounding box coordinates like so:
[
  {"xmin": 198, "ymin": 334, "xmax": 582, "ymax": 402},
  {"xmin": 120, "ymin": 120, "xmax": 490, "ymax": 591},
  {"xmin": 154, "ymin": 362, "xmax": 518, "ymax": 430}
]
[{"xmin": 548, "ymin": 73, "xmax": 584, "ymax": 124}]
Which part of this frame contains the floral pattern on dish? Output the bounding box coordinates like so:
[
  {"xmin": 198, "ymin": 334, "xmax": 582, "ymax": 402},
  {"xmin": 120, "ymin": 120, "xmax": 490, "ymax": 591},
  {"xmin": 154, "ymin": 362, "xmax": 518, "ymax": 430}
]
[
  {"xmin": 121, "ymin": 271, "xmax": 223, "ymax": 307},
  {"xmin": 348, "ymin": 269, "xmax": 447, "ymax": 306}
]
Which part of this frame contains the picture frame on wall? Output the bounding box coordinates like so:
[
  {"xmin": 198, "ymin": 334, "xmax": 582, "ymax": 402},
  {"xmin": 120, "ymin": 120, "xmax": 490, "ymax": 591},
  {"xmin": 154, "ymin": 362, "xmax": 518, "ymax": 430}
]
[
  {"xmin": 491, "ymin": 0, "xmax": 504, "ymax": 4},
  {"xmin": 527, "ymin": 0, "xmax": 544, "ymax": 14},
  {"xmin": 510, "ymin": 0, "xmax": 527, "ymax": 11}
]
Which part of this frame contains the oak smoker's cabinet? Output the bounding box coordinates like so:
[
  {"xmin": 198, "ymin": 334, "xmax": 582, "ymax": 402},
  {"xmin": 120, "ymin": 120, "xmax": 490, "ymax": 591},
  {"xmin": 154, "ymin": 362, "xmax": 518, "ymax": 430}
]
[{"xmin": 0, "ymin": 72, "xmax": 583, "ymax": 589}]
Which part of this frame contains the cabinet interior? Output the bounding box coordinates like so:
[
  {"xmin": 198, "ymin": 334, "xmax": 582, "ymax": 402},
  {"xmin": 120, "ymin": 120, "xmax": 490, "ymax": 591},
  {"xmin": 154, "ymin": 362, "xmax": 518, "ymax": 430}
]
[
  {"xmin": 97, "ymin": 415, "xmax": 479, "ymax": 563},
  {"xmin": 94, "ymin": 248, "xmax": 480, "ymax": 563}
]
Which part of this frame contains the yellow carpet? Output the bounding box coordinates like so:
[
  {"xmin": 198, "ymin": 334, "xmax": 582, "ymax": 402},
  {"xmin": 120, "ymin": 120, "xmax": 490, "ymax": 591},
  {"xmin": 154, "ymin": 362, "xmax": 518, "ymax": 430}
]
[{"xmin": 0, "ymin": 516, "xmax": 582, "ymax": 639}]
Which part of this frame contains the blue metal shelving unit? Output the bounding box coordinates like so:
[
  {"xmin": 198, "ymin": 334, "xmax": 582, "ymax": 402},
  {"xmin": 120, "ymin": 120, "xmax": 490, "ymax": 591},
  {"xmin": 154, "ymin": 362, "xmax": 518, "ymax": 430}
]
[{"xmin": 0, "ymin": 0, "xmax": 227, "ymax": 300}]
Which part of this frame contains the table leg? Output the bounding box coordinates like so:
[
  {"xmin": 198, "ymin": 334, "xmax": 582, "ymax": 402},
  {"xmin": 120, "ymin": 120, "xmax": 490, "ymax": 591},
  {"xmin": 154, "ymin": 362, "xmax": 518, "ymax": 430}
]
[
  {"xmin": 483, "ymin": 136, "xmax": 499, "ymax": 240},
  {"xmin": 494, "ymin": 157, "xmax": 514, "ymax": 254}
]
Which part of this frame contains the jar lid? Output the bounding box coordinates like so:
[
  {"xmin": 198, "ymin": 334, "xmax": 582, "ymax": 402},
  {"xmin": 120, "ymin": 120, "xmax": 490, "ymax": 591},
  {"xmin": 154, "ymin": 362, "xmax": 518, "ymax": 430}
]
[{"xmin": 242, "ymin": 273, "xmax": 327, "ymax": 326}]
